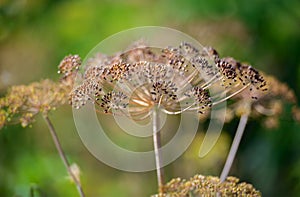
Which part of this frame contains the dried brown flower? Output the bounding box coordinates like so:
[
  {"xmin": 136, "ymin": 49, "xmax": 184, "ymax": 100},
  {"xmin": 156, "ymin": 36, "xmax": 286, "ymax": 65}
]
[
  {"xmin": 71, "ymin": 42, "xmax": 266, "ymax": 120},
  {"xmin": 58, "ymin": 54, "xmax": 81, "ymax": 85},
  {"xmin": 231, "ymin": 72, "xmax": 298, "ymax": 128},
  {"xmin": 200, "ymin": 47, "xmax": 299, "ymax": 128},
  {"xmin": 152, "ymin": 174, "xmax": 261, "ymax": 197}
]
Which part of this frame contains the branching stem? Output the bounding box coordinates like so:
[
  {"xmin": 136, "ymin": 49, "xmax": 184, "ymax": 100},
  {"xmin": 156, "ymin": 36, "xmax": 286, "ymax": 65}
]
[{"xmin": 43, "ymin": 115, "xmax": 85, "ymax": 197}]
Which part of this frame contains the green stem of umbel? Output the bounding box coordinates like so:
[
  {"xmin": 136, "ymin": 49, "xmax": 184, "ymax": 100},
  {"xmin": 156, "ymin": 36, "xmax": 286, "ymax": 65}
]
[
  {"xmin": 43, "ymin": 115, "xmax": 85, "ymax": 197},
  {"xmin": 220, "ymin": 114, "xmax": 249, "ymax": 182},
  {"xmin": 152, "ymin": 107, "xmax": 165, "ymax": 195}
]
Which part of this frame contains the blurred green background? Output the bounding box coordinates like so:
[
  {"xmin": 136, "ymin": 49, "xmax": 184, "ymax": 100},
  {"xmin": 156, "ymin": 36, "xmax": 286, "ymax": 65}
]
[{"xmin": 1, "ymin": 0, "xmax": 300, "ymax": 196}]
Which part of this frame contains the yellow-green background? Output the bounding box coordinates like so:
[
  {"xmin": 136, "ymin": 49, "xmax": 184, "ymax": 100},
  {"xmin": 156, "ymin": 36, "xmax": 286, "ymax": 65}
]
[{"xmin": 1, "ymin": 0, "xmax": 300, "ymax": 196}]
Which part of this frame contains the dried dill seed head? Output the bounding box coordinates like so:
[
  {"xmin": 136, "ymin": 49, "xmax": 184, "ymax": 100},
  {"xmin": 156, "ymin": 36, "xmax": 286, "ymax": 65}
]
[
  {"xmin": 226, "ymin": 70, "xmax": 300, "ymax": 128},
  {"xmin": 194, "ymin": 47, "xmax": 299, "ymax": 128},
  {"xmin": 71, "ymin": 42, "xmax": 266, "ymax": 120},
  {"xmin": 152, "ymin": 174, "xmax": 261, "ymax": 197},
  {"xmin": 58, "ymin": 54, "xmax": 81, "ymax": 76},
  {"xmin": 0, "ymin": 55, "xmax": 81, "ymax": 128},
  {"xmin": 58, "ymin": 54, "xmax": 81, "ymax": 85}
]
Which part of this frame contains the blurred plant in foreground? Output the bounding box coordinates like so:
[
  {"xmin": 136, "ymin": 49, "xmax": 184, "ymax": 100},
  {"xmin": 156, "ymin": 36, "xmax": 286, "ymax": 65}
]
[
  {"xmin": 0, "ymin": 55, "xmax": 80, "ymax": 128},
  {"xmin": 153, "ymin": 174, "xmax": 261, "ymax": 197},
  {"xmin": 0, "ymin": 55, "xmax": 85, "ymax": 197}
]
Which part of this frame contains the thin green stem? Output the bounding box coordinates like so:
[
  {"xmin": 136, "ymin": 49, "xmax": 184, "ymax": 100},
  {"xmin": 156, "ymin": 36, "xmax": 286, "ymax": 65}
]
[
  {"xmin": 220, "ymin": 114, "xmax": 248, "ymax": 182},
  {"xmin": 43, "ymin": 115, "xmax": 85, "ymax": 197},
  {"xmin": 30, "ymin": 185, "xmax": 35, "ymax": 197},
  {"xmin": 152, "ymin": 107, "xmax": 164, "ymax": 194}
]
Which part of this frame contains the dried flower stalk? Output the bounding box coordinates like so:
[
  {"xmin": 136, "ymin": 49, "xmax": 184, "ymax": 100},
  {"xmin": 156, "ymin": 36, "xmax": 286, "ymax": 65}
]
[
  {"xmin": 71, "ymin": 41, "xmax": 267, "ymax": 194},
  {"xmin": 71, "ymin": 43, "xmax": 267, "ymax": 117}
]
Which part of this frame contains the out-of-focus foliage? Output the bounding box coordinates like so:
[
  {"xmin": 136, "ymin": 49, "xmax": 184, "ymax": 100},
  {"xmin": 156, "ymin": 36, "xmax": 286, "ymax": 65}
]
[
  {"xmin": 175, "ymin": 132, "xmax": 231, "ymax": 177},
  {"xmin": 0, "ymin": 0, "xmax": 300, "ymax": 197}
]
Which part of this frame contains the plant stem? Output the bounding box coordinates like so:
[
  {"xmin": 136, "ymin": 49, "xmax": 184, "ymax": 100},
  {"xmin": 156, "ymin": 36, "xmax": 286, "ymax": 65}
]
[
  {"xmin": 43, "ymin": 115, "xmax": 85, "ymax": 197},
  {"xmin": 30, "ymin": 185, "xmax": 35, "ymax": 197},
  {"xmin": 220, "ymin": 114, "xmax": 248, "ymax": 182},
  {"xmin": 152, "ymin": 107, "xmax": 164, "ymax": 194}
]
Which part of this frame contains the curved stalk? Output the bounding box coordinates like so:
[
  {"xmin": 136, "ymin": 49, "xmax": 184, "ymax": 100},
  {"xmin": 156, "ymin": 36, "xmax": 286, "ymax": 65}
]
[
  {"xmin": 220, "ymin": 114, "xmax": 248, "ymax": 182},
  {"xmin": 43, "ymin": 115, "xmax": 85, "ymax": 197},
  {"xmin": 152, "ymin": 107, "xmax": 164, "ymax": 194}
]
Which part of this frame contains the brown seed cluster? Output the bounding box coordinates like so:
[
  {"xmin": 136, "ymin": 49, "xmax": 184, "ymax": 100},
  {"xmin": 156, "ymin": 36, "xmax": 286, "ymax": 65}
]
[
  {"xmin": 58, "ymin": 54, "xmax": 81, "ymax": 85},
  {"xmin": 192, "ymin": 48, "xmax": 300, "ymax": 126},
  {"xmin": 203, "ymin": 48, "xmax": 267, "ymax": 93},
  {"xmin": 226, "ymin": 71, "xmax": 300, "ymax": 128},
  {"xmin": 71, "ymin": 42, "xmax": 267, "ymax": 120},
  {"xmin": 0, "ymin": 55, "xmax": 81, "ymax": 128},
  {"xmin": 207, "ymin": 48, "xmax": 300, "ymax": 129},
  {"xmin": 152, "ymin": 174, "xmax": 261, "ymax": 197},
  {"xmin": 58, "ymin": 54, "xmax": 81, "ymax": 77}
]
